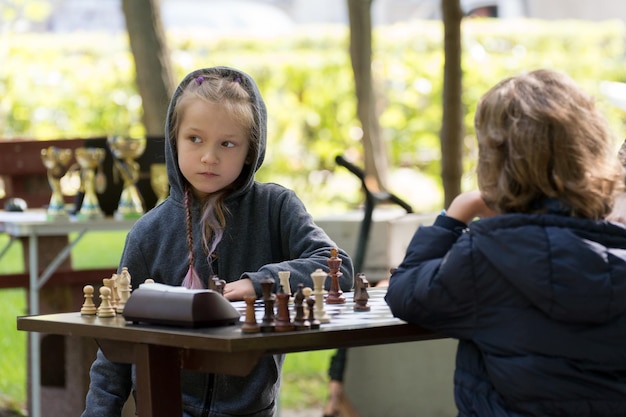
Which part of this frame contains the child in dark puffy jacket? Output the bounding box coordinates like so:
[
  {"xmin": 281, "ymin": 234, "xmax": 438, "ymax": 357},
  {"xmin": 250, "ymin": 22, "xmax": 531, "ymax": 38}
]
[{"xmin": 386, "ymin": 68, "xmax": 626, "ymax": 417}]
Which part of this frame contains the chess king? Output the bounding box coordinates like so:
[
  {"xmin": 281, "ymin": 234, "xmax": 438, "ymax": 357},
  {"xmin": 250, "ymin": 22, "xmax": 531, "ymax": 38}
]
[{"xmin": 82, "ymin": 66, "xmax": 354, "ymax": 417}]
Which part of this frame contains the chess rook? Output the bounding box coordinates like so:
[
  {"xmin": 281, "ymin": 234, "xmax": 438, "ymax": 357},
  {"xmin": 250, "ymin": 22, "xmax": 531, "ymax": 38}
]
[{"xmin": 241, "ymin": 295, "xmax": 260, "ymax": 333}]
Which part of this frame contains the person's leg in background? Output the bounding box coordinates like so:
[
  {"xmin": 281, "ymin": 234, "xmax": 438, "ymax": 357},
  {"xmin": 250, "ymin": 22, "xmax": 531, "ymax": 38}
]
[{"xmin": 323, "ymin": 348, "xmax": 359, "ymax": 417}]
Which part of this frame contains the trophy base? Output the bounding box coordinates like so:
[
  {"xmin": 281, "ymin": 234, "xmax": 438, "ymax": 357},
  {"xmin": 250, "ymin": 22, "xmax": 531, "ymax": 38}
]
[
  {"xmin": 76, "ymin": 212, "xmax": 104, "ymax": 221},
  {"xmin": 115, "ymin": 211, "xmax": 143, "ymax": 220},
  {"xmin": 46, "ymin": 212, "xmax": 70, "ymax": 222}
]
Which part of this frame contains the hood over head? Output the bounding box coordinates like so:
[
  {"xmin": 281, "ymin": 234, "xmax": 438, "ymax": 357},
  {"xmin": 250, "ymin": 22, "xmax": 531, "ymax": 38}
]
[{"xmin": 163, "ymin": 66, "xmax": 267, "ymax": 203}]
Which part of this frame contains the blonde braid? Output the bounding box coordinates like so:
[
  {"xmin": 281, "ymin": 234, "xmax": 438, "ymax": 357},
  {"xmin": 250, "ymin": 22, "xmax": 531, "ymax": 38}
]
[{"xmin": 184, "ymin": 187, "xmax": 195, "ymax": 270}]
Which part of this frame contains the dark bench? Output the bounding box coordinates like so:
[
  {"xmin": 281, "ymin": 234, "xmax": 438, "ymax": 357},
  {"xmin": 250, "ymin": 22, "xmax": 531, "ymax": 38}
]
[{"xmin": 0, "ymin": 136, "xmax": 165, "ymax": 290}]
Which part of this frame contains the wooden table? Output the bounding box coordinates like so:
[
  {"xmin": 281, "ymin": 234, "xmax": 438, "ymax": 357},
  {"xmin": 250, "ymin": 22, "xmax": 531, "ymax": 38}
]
[{"xmin": 17, "ymin": 288, "xmax": 442, "ymax": 417}]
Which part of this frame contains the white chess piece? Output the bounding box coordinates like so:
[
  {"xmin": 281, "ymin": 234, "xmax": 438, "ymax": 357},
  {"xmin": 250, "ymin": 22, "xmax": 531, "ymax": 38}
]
[
  {"xmin": 311, "ymin": 268, "xmax": 330, "ymax": 323},
  {"xmin": 81, "ymin": 285, "xmax": 97, "ymax": 315},
  {"xmin": 97, "ymin": 286, "xmax": 116, "ymax": 318},
  {"xmin": 278, "ymin": 271, "xmax": 292, "ymax": 297},
  {"xmin": 116, "ymin": 272, "xmax": 132, "ymax": 314}
]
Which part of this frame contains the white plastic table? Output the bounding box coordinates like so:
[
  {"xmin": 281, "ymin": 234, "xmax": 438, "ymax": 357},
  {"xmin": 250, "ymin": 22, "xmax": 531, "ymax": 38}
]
[{"xmin": 0, "ymin": 210, "xmax": 136, "ymax": 417}]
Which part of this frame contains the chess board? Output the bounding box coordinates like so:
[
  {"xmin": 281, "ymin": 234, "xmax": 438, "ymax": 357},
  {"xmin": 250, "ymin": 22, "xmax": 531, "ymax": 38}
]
[{"xmin": 231, "ymin": 287, "xmax": 400, "ymax": 329}]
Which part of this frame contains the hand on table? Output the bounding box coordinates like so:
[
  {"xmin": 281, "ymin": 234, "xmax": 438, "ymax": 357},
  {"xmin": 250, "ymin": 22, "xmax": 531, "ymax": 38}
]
[{"xmin": 223, "ymin": 277, "xmax": 256, "ymax": 301}]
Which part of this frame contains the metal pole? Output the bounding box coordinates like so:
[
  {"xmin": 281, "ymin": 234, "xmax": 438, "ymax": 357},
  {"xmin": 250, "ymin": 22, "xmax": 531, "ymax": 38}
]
[{"xmin": 28, "ymin": 232, "xmax": 41, "ymax": 417}]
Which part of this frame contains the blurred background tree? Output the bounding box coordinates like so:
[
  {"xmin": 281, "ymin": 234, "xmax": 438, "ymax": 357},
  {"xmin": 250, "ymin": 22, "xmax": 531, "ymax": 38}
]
[
  {"xmin": 121, "ymin": 0, "xmax": 175, "ymax": 136},
  {"xmin": 1, "ymin": 0, "xmax": 626, "ymax": 214}
]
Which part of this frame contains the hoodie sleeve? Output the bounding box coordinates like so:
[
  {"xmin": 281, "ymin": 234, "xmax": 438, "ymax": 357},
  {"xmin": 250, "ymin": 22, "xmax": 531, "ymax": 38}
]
[
  {"xmin": 82, "ymin": 349, "xmax": 133, "ymax": 417},
  {"xmin": 243, "ymin": 188, "xmax": 354, "ymax": 297},
  {"xmin": 384, "ymin": 214, "xmax": 477, "ymax": 336}
]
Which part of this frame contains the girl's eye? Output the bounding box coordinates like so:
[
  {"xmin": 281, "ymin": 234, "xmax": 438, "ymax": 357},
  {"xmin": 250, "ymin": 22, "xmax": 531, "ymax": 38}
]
[
  {"xmin": 222, "ymin": 141, "xmax": 235, "ymax": 148},
  {"xmin": 190, "ymin": 136, "xmax": 202, "ymax": 143}
]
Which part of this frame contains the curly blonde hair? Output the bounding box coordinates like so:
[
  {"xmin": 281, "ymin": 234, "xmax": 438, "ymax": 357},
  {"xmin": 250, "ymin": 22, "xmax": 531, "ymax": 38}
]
[{"xmin": 475, "ymin": 69, "xmax": 623, "ymax": 218}]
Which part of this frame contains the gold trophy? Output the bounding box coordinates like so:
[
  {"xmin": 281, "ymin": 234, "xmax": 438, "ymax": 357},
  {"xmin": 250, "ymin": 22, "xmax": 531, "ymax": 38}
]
[
  {"xmin": 40, "ymin": 146, "xmax": 74, "ymax": 220},
  {"xmin": 150, "ymin": 163, "xmax": 169, "ymax": 207},
  {"xmin": 108, "ymin": 136, "xmax": 146, "ymax": 219},
  {"xmin": 75, "ymin": 147, "xmax": 106, "ymax": 220}
]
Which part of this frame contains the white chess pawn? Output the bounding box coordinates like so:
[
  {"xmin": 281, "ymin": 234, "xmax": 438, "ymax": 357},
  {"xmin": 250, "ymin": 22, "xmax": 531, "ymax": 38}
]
[
  {"xmin": 81, "ymin": 285, "xmax": 97, "ymax": 315},
  {"xmin": 311, "ymin": 268, "xmax": 330, "ymax": 323},
  {"xmin": 97, "ymin": 286, "xmax": 116, "ymax": 318}
]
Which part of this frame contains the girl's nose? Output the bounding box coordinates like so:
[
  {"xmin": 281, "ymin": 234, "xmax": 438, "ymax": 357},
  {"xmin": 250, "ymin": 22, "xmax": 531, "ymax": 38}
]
[{"xmin": 201, "ymin": 148, "xmax": 218, "ymax": 164}]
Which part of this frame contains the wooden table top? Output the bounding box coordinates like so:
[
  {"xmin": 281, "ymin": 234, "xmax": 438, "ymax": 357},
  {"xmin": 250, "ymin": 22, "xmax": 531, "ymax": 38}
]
[{"xmin": 17, "ymin": 288, "xmax": 442, "ymax": 354}]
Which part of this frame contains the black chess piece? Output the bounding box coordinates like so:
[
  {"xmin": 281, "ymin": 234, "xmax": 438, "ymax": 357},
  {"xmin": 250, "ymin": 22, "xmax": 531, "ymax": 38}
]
[
  {"xmin": 292, "ymin": 283, "xmax": 310, "ymax": 330},
  {"xmin": 275, "ymin": 285, "xmax": 294, "ymax": 332},
  {"xmin": 241, "ymin": 295, "xmax": 260, "ymax": 333},
  {"xmin": 354, "ymin": 273, "xmax": 371, "ymax": 312},
  {"xmin": 307, "ymin": 297, "xmax": 320, "ymax": 329},
  {"xmin": 260, "ymin": 277, "xmax": 276, "ymax": 332}
]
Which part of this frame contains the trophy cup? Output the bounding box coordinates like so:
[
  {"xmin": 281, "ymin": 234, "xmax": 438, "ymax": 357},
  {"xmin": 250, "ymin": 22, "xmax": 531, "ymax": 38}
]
[
  {"xmin": 75, "ymin": 147, "xmax": 106, "ymax": 220},
  {"xmin": 40, "ymin": 146, "xmax": 74, "ymax": 220},
  {"xmin": 150, "ymin": 163, "xmax": 169, "ymax": 207},
  {"xmin": 108, "ymin": 136, "xmax": 146, "ymax": 219}
]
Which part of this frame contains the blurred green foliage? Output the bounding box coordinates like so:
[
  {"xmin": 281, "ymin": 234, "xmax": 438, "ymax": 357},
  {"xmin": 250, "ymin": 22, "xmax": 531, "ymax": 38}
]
[{"xmin": 1, "ymin": 19, "xmax": 626, "ymax": 214}]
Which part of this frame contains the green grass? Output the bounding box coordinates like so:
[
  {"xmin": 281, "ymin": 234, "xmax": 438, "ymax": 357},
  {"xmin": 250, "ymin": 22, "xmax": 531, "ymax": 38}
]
[
  {"xmin": 281, "ymin": 350, "xmax": 333, "ymax": 409},
  {"xmin": 0, "ymin": 288, "xmax": 27, "ymax": 413},
  {"xmin": 0, "ymin": 233, "xmax": 331, "ymax": 412}
]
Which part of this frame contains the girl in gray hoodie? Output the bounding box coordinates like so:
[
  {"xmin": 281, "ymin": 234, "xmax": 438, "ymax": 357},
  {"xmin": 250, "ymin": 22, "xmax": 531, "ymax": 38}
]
[{"xmin": 82, "ymin": 66, "xmax": 353, "ymax": 417}]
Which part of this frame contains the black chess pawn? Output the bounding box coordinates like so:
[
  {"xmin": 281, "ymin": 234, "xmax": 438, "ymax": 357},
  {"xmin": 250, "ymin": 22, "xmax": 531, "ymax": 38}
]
[
  {"xmin": 306, "ymin": 297, "xmax": 320, "ymax": 329},
  {"xmin": 292, "ymin": 283, "xmax": 311, "ymax": 330}
]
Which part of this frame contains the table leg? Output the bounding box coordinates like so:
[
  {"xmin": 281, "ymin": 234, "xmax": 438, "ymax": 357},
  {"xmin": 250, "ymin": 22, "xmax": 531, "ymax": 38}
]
[
  {"xmin": 28, "ymin": 232, "xmax": 41, "ymax": 417},
  {"xmin": 134, "ymin": 344, "xmax": 183, "ymax": 417},
  {"xmin": 25, "ymin": 229, "xmax": 88, "ymax": 417},
  {"xmin": 0, "ymin": 235, "xmax": 16, "ymax": 260}
]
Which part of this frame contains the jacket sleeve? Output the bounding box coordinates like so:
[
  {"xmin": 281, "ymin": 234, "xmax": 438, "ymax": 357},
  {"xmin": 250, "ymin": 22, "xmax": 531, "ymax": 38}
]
[
  {"xmin": 385, "ymin": 214, "xmax": 477, "ymax": 336},
  {"xmin": 82, "ymin": 348, "xmax": 133, "ymax": 417},
  {"xmin": 245, "ymin": 188, "xmax": 354, "ymax": 296}
]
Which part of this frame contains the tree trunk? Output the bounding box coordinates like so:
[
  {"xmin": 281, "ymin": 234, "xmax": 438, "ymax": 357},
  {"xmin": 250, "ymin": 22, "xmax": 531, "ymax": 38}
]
[
  {"xmin": 440, "ymin": 0, "xmax": 464, "ymax": 207},
  {"xmin": 121, "ymin": 0, "xmax": 175, "ymax": 136},
  {"xmin": 347, "ymin": 0, "xmax": 388, "ymax": 191}
]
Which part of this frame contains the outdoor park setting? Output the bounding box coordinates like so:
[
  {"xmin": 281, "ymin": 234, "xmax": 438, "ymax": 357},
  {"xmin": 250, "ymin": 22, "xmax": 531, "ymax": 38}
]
[{"xmin": 2, "ymin": 0, "xmax": 626, "ymax": 416}]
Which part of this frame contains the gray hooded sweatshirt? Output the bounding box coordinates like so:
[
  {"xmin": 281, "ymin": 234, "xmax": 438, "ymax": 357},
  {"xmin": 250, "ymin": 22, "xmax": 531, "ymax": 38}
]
[{"xmin": 82, "ymin": 66, "xmax": 354, "ymax": 417}]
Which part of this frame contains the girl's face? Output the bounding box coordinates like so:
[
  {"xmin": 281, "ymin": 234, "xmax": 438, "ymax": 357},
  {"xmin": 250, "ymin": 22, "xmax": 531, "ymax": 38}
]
[{"xmin": 176, "ymin": 97, "xmax": 250, "ymax": 198}]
